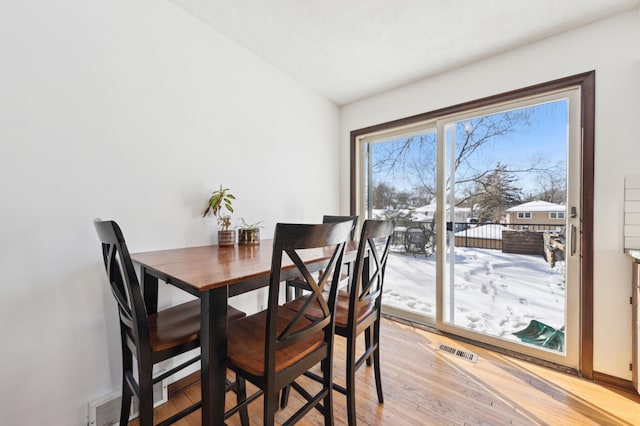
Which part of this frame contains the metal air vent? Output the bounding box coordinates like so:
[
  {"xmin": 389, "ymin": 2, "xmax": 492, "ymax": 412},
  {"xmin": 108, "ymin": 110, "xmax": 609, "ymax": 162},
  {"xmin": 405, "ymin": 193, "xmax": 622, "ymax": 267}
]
[{"xmin": 437, "ymin": 343, "xmax": 479, "ymax": 363}]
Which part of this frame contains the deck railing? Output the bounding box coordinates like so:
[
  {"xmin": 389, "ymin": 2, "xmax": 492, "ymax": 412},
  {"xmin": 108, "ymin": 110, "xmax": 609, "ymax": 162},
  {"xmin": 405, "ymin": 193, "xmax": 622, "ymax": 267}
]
[{"xmin": 393, "ymin": 221, "xmax": 565, "ymax": 252}]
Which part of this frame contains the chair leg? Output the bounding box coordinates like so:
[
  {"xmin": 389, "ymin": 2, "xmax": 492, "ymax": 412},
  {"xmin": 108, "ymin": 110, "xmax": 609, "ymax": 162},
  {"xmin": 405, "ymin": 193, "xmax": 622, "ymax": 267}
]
[
  {"xmin": 264, "ymin": 386, "xmax": 277, "ymax": 426},
  {"xmin": 285, "ymin": 283, "xmax": 292, "ymax": 302},
  {"xmin": 137, "ymin": 357, "xmax": 154, "ymax": 426},
  {"xmin": 119, "ymin": 338, "xmax": 133, "ymax": 426},
  {"xmin": 373, "ymin": 320, "xmax": 384, "ymax": 403},
  {"xmin": 346, "ymin": 336, "xmax": 358, "ymax": 426},
  {"xmin": 280, "ymin": 385, "xmax": 290, "ymax": 409},
  {"xmin": 137, "ymin": 383, "xmax": 154, "ymax": 425},
  {"xmin": 119, "ymin": 377, "xmax": 133, "ymax": 426},
  {"xmin": 236, "ymin": 374, "xmax": 249, "ymax": 426},
  {"xmin": 322, "ymin": 357, "xmax": 335, "ymax": 426},
  {"xmin": 364, "ymin": 326, "xmax": 372, "ymax": 366}
]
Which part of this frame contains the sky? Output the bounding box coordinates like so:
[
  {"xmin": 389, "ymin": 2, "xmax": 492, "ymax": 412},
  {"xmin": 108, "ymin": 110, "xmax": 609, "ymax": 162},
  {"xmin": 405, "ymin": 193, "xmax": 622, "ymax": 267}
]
[
  {"xmin": 473, "ymin": 99, "xmax": 568, "ymax": 166},
  {"xmin": 369, "ymin": 98, "xmax": 569, "ymax": 197},
  {"xmin": 476, "ymin": 99, "xmax": 568, "ymax": 193}
]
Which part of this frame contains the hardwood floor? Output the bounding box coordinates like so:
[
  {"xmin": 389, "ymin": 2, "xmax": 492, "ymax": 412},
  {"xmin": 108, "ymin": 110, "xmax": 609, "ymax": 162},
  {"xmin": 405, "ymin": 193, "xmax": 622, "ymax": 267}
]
[{"xmin": 130, "ymin": 318, "xmax": 640, "ymax": 425}]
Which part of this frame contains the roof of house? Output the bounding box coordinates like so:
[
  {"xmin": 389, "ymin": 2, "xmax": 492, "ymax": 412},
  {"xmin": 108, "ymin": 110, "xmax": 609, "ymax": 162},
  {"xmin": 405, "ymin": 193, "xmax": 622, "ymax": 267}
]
[
  {"xmin": 415, "ymin": 203, "xmax": 471, "ymax": 213},
  {"xmin": 506, "ymin": 200, "xmax": 565, "ymax": 212}
]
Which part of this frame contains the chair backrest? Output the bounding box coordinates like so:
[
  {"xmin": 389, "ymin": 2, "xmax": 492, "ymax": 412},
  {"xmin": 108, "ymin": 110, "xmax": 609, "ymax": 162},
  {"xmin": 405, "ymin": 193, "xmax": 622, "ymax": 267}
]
[
  {"xmin": 406, "ymin": 226, "xmax": 426, "ymax": 244},
  {"xmin": 266, "ymin": 221, "xmax": 352, "ymax": 370},
  {"xmin": 322, "ymin": 215, "xmax": 359, "ymax": 239},
  {"xmin": 94, "ymin": 219, "xmax": 150, "ymax": 353},
  {"xmin": 348, "ymin": 219, "xmax": 395, "ymax": 327}
]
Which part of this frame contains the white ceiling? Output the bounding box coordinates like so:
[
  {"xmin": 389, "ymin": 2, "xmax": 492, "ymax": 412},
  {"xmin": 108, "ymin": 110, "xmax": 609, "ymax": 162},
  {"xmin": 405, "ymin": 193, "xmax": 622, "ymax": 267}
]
[{"xmin": 170, "ymin": 0, "xmax": 639, "ymax": 105}]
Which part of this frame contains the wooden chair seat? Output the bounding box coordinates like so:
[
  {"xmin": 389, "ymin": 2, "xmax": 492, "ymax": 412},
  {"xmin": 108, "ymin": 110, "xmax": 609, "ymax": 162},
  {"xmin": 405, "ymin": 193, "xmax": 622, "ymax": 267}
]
[
  {"xmin": 149, "ymin": 300, "xmax": 246, "ymax": 352},
  {"xmin": 285, "ymin": 291, "xmax": 374, "ymax": 329},
  {"xmin": 227, "ymin": 307, "xmax": 324, "ymax": 377}
]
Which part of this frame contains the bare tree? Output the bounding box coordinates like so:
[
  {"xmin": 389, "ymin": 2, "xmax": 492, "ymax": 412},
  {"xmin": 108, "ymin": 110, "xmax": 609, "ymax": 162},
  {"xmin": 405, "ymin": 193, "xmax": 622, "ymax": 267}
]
[
  {"xmin": 532, "ymin": 161, "xmax": 566, "ymax": 203},
  {"xmin": 448, "ymin": 110, "xmax": 534, "ymax": 204},
  {"xmin": 370, "ymin": 107, "xmax": 564, "ymax": 215},
  {"xmin": 371, "ymin": 133, "xmax": 437, "ymax": 203},
  {"xmin": 372, "ymin": 182, "xmax": 396, "ymax": 209}
]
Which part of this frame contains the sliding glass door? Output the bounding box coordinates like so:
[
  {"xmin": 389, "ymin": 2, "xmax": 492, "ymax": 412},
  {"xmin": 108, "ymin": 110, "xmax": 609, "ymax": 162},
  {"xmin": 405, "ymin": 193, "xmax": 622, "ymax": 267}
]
[
  {"xmin": 361, "ymin": 125, "xmax": 439, "ymax": 323},
  {"xmin": 437, "ymin": 91, "xmax": 580, "ymax": 367},
  {"xmin": 356, "ymin": 87, "xmax": 582, "ymax": 367}
]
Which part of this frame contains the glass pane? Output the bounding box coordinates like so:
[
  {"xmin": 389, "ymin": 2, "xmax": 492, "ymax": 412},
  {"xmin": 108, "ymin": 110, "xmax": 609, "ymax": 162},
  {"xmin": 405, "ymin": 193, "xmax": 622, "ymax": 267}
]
[
  {"xmin": 363, "ymin": 129, "xmax": 438, "ymax": 322},
  {"xmin": 443, "ymin": 100, "xmax": 568, "ymax": 353}
]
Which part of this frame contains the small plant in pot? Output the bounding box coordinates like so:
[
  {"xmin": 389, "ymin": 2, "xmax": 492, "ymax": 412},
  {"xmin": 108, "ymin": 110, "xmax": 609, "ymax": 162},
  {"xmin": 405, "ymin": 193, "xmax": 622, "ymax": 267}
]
[
  {"xmin": 203, "ymin": 185, "xmax": 236, "ymax": 246},
  {"xmin": 237, "ymin": 218, "xmax": 263, "ymax": 245}
]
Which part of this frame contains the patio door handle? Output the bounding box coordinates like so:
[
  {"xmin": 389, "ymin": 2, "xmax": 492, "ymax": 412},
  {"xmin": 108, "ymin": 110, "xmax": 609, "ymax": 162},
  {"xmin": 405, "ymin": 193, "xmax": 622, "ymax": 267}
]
[{"xmin": 570, "ymin": 224, "xmax": 577, "ymax": 256}]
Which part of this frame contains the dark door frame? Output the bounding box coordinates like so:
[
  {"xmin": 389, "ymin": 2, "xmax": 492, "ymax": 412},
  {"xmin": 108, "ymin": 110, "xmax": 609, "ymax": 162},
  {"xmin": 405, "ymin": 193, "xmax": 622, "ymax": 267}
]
[{"xmin": 350, "ymin": 71, "xmax": 595, "ymax": 378}]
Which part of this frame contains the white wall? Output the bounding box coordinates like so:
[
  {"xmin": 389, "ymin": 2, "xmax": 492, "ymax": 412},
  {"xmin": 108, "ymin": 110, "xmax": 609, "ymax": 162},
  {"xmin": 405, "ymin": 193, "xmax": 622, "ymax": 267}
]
[
  {"xmin": 340, "ymin": 8, "xmax": 640, "ymax": 380},
  {"xmin": 0, "ymin": 1, "xmax": 340, "ymax": 424}
]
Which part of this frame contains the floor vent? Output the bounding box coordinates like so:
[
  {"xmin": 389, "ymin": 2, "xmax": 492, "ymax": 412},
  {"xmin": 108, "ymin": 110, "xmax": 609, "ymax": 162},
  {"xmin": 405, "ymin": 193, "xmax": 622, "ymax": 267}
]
[
  {"xmin": 88, "ymin": 379, "xmax": 167, "ymax": 426},
  {"xmin": 437, "ymin": 343, "xmax": 479, "ymax": 363}
]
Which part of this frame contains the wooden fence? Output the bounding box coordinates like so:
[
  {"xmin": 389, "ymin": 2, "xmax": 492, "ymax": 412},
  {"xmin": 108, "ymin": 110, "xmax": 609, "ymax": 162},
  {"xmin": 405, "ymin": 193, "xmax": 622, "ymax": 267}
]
[{"xmin": 502, "ymin": 231, "xmax": 544, "ymax": 255}]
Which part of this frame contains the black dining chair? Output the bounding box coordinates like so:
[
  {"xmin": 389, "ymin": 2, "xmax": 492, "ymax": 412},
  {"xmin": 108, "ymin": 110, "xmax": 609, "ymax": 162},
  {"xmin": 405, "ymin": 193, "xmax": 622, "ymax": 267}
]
[
  {"xmin": 283, "ymin": 219, "xmax": 394, "ymax": 425},
  {"xmin": 225, "ymin": 221, "xmax": 352, "ymax": 425},
  {"xmin": 285, "ymin": 215, "xmax": 359, "ymax": 302},
  {"xmin": 93, "ymin": 219, "xmax": 248, "ymax": 426}
]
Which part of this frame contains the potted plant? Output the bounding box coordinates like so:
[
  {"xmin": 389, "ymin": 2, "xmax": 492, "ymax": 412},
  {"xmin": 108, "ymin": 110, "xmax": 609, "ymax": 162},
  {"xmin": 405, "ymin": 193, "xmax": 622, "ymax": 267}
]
[
  {"xmin": 203, "ymin": 185, "xmax": 236, "ymax": 246},
  {"xmin": 237, "ymin": 218, "xmax": 263, "ymax": 245}
]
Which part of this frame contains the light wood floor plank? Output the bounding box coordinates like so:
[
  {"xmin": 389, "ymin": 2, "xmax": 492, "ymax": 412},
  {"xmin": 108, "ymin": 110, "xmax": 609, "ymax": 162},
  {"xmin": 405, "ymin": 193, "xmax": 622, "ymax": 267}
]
[{"xmin": 130, "ymin": 318, "xmax": 640, "ymax": 425}]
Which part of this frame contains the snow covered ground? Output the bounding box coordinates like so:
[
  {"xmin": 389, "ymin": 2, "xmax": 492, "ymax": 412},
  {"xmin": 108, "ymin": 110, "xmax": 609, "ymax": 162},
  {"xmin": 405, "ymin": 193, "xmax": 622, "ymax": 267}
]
[{"xmin": 382, "ymin": 246, "xmax": 566, "ymax": 345}]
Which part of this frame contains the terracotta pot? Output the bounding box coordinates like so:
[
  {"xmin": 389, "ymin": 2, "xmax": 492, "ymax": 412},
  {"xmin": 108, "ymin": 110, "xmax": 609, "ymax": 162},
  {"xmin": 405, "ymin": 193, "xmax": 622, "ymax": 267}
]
[
  {"xmin": 238, "ymin": 228, "xmax": 260, "ymax": 245},
  {"xmin": 218, "ymin": 230, "xmax": 236, "ymax": 246}
]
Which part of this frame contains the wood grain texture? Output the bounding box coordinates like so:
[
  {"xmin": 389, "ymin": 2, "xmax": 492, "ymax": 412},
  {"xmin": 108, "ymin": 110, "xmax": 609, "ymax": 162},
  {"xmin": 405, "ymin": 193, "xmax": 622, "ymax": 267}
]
[
  {"xmin": 131, "ymin": 240, "xmax": 359, "ymax": 292},
  {"xmin": 130, "ymin": 317, "xmax": 640, "ymax": 425}
]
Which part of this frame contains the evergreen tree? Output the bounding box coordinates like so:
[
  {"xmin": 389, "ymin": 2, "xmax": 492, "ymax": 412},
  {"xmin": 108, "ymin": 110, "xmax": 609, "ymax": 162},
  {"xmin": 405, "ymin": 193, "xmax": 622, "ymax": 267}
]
[{"xmin": 476, "ymin": 163, "xmax": 523, "ymax": 222}]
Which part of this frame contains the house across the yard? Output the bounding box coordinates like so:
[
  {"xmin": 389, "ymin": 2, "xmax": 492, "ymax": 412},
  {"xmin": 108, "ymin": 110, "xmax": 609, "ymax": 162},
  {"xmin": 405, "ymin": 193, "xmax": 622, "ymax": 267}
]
[
  {"xmin": 415, "ymin": 203, "xmax": 473, "ymax": 223},
  {"xmin": 505, "ymin": 200, "xmax": 565, "ymax": 229}
]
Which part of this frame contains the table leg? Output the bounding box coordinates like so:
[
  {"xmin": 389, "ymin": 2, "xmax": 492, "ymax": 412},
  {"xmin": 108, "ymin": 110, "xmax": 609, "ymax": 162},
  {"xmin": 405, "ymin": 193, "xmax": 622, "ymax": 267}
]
[
  {"xmin": 140, "ymin": 266, "xmax": 158, "ymax": 314},
  {"xmin": 200, "ymin": 286, "xmax": 228, "ymax": 425}
]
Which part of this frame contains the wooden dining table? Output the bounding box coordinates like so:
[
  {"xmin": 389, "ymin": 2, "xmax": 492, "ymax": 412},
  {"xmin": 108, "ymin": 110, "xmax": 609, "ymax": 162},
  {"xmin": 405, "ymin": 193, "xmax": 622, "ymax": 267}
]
[{"xmin": 131, "ymin": 239, "xmax": 357, "ymax": 425}]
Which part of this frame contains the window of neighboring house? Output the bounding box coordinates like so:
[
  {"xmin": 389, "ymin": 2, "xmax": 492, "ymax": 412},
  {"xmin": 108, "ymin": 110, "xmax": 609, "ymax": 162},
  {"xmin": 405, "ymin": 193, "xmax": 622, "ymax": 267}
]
[
  {"xmin": 517, "ymin": 212, "xmax": 532, "ymax": 219},
  {"xmin": 549, "ymin": 212, "xmax": 565, "ymax": 219}
]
